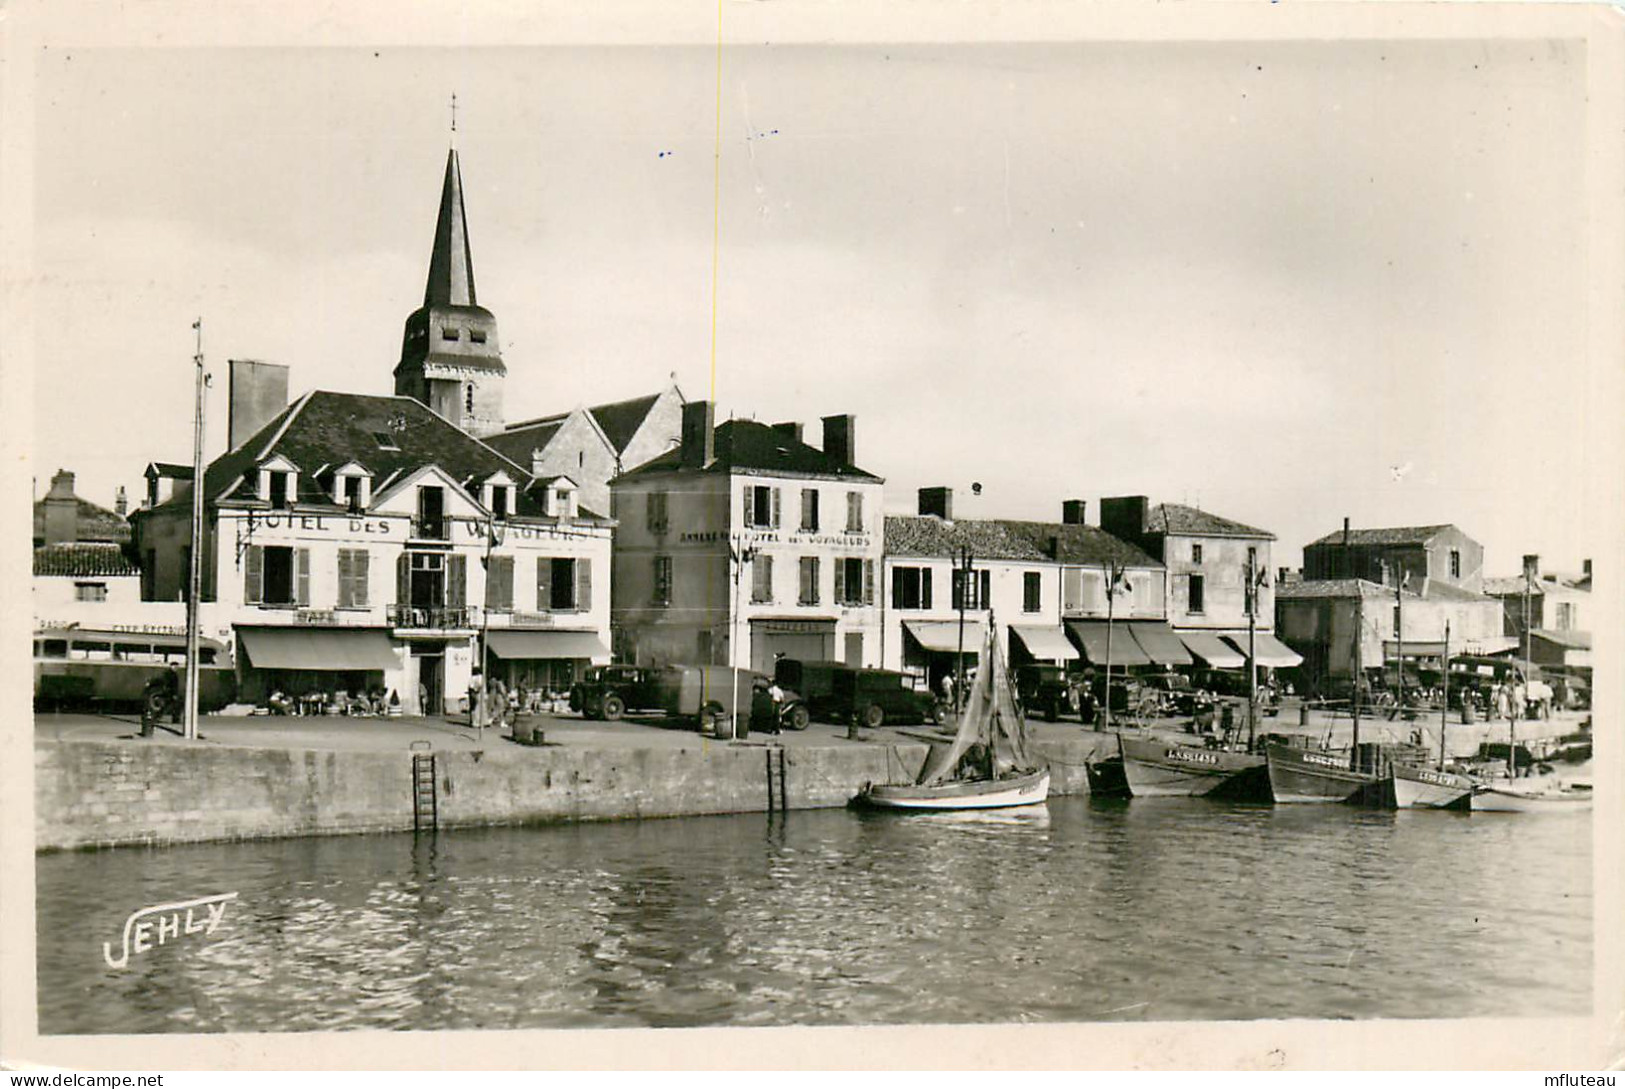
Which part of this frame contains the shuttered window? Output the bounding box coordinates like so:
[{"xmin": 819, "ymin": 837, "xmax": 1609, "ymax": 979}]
[
  {"xmin": 338, "ymin": 548, "xmax": 370, "ymax": 608},
  {"xmin": 576, "ymin": 558, "xmax": 592, "ymax": 611},
  {"xmin": 244, "ymin": 545, "xmax": 264, "ymax": 604},
  {"xmin": 798, "ymin": 556, "xmax": 820, "ymax": 606},
  {"xmin": 1062, "ymin": 568, "xmax": 1083, "ymax": 613},
  {"xmin": 952, "ymin": 568, "xmax": 992, "ymax": 611},
  {"xmin": 446, "ymin": 554, "xmax": 466, "ymax": 609},
  {"xmin": 835, "ymin": 558, "xmax": 874, "ymax": 606},
  {"xmin": 1023, "ymin": 571, "xmax": 1041, "ymax": 613},
  {"xmin": 484, "ymin": 555, "xmax": 514, "ymax": 612},
  {"xmin": 800, "ymin": 489, "xmax": 819, "ymax": 532},
  {"xmin": 646, "ymin": 491, "xmax": 668, "ymax": 534},
  {"xmin": 751, "ymin": 554, "xmax": 774, "ymax": 604},
  {"xmin": 845, "ymin": 491, "xmax": 863, "ymax": 532},
  {"xmin": 891, "ymin": 566, "xmax": 933, "ymax": 610},
  {"xmin": 654, "ymin": 556, "xmax": 673, "ymax": 606}
]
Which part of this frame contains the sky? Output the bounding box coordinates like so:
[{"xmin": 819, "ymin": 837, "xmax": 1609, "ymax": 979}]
[{"xmin": 21, "ymin": 31, "xmax": 1605, "ymax": 575}]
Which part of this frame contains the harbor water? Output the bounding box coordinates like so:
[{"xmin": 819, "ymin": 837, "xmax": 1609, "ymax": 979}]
[{"xmin": 37, "ymin": 796, "xmax": 1591, "ymax": 1032}]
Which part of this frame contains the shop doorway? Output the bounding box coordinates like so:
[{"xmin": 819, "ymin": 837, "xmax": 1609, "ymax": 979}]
[{"xmin": 412, "ymin": 646, "xmax": 444, "ymax": 715}]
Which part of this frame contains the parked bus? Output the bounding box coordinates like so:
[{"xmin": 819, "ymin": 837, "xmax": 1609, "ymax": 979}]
[{"xmin": 33, "ymin": 627, "xmax": 236, "ymax": 712}]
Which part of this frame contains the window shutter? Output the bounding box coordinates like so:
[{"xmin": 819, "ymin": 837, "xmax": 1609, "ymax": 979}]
[
  {"xmin": 447, "ymin": 554, "xmax": 466, "ymax": 609},
  {"xmin": 951, "ymin": 569, "xmax": 963, "ymax": 611},
  {"xmin": 922, "ymin": 568, "xmax": 933, "ymax": 609},
  {"xmin": 891, "ymin": 567, "xmax": 903, "ymax": 608},
  {"xmin": 354, "ymin": 550, "xmax": 370, "ymax": 607},
  {"xmin": 980, "ymin": 570, "xmax": 991, "ymax": 610},
  {"xmin": 771, "ymin": 487, "xmax": 781, "ymax": 528},
  {"xmin": 295, "ymin": 548, "xmax": 311, "ymax": 606},
  {"xmin": 864, "ymin": 559, "xmax": 875, "ymax": 605},
  {"xmin": 337, "ymin": 549, "xmax": 353, "ymax": 608},
  {"xmin": 577, "ymin": 558, "xmax": 592, "ymax": 612},
  {"xmin": 742, "ymin": 484, "xmax": 753, "ymax": 526},
  {"xmin": 484, "ymin": 554, "xmax": 502, "ymax": 610},
  {"xmin": 646, "ymin": 491, "xmax": 659, "ymax": 532},
  {"xmin": 245, "ymin": 545, "xmax": 263, "ymax": 604},
  {"xmin": 833, "ymin": 558, "xmax": 846, "ymax": 604},
  {"xmin": 536, "ymin": 557, "xmax": 553, "ymax": 610},
  {"xmin": 396, "ymin": 553, "xmax": 410, "ymax": 608}
]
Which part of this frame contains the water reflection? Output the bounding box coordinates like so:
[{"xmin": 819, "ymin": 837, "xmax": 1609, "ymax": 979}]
[{"xmin": 36, "ymin": 798, "xmax": 1590, "ymax": 1033}]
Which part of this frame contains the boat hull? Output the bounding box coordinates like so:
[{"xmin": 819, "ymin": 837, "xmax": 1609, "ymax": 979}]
[
  {"xmin": 861, "ymin": 768, "xmax": 1050, "ymax": 810},
  {"xmin": 1118, "ymin": 736, "xmax": 1270, "ymax": 800},
  {"xmin": 1390, "ymin": 764, "xmax": 1474, "ymax": 811},
  {"xmin": 1085, "ymin": 756, "xmax": 1131, "ymax": 799},
  {"xmin": 1472, "ymin": 783, "xmax": 1593, "ymax": 813},
  {"xmin": 1264, "ymin": 743, "xmax": 1388, "ymax": 805}
]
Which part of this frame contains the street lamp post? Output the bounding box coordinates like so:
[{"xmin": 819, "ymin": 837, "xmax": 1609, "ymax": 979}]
[
  {"xmin": 183, "ymin": 319, "xmax": 207, "ymax": 742},
  {"xmin": 729, "ymin": 538, "xmax": 757, "ymax": 738},
  {"xmin": 478, "ymin": 515, "xmax": 505, "ymax": 745}
]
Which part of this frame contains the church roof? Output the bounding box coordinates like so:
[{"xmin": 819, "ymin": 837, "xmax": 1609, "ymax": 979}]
[
  {"xmin": 424, "ymin": 149, "xmax": 477, "ymax": 308},
  {"xmin": 497, "ymin": 389, "xmax": 674, "ymax": 461}
]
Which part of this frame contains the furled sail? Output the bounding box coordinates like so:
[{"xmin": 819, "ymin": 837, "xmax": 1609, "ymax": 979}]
[{"xmin": 916, "ymin": 622, "xmax": 1039, "ymax": 785}]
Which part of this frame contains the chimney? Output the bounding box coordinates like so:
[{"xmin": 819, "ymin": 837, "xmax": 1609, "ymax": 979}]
[
  {"xmin": 821, "ymin": 414, "xmax": 855, "ymax": 467},
  {"xmin": 1342, "ymin": 516, "xmax": 1351, "ymax": 545},
  {"xmin": 771, "ymin": 421, "xmax": 804, "ymax": 444},
  {"xmin": 1100, "ymin": 496, "xmax": 1149, "ymax": 545},
  {"xmin": 1583, "ymin": 558, "xmax": 1592, "ymax": 579},
  {"xmin": 1522, "ymin": 553, "xmax": 1540, "ymax": 581},
  {"xmin": 228, "ymin": 359, "xmax": 290, "ymax": 451},
  {"xmin": 1062, "ymin": 499, "xmax": 1087, "ymax": 525},
  {"xmin": 1277, "ymin": 566, "xmax": 1289, "ymax": 584},
  {"xmin": 114, "ymin": 486, "xmax": 128, "ymax": 517},
  {"xmin": 680, "ymin": 401, "xmax": 716, "ymax": 468},
  {"xmin": 918, "ymin": 486, "xmax": 953, "ymax": 521},
  {"xmin": 44, "ymin": 469, "xmax": 78, "ymax": 545}
]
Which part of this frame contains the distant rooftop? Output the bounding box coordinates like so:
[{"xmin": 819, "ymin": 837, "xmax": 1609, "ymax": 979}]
[
  {"xmin": 619, "ymin": 418, "xmax": 880, "ymax": 482},
  {"xmin": 34, "ymin": 542, "xmax": 138, "ymax": 578},
  {"xmin": 1307, "ymin": 524, "xmax": 1456, "ymax": 548},
  {"xmin": 1148, "ymin": 503, "xmax": 1274, "ymax": 540}
]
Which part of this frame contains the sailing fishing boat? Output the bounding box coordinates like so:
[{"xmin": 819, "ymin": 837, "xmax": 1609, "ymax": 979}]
[
  {"xmin": 859, "ymin": 620, "xmax": 1049, "ymax": 810},
  {"xmin": 1390, "ymin": 621, "xmax": 1475, "ymax": 810},
  {"xmin": 1468, "ymin": 570, "xmax": 1593, "ymax": 813}
]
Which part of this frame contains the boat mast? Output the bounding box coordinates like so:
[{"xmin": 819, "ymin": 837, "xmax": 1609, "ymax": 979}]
[
  {"xmin": 1246, "ymin": 551, "xmax": 1258, "ymax": 754},
  {"xmin": 1351, "ymin": 589, "xmax": 1363, "ymax": 770},
  {"xmin": 1439, "ymin": 619, "xmax": 1450, "ymax": 771},
  {"xmin": 1393, "ymin": 565, "xmax": 1404, "ymax": 717}
]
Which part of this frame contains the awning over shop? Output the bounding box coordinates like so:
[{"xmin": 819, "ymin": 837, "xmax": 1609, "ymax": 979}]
[
  {"xmin": 1221, "ymin": 632, "xmax": 1304, "ymax": 669},
  {"xmin": 1064, "ymin": 620, "xmax": 1152, "ymax": 668},
  {"xmin": 1123, "ymin": 622, "xmax": 1192, "ymax": 667},
  {"xmin": 239, "ymin": 627, "xmax": 399, "ymax": 672},
  {"xmin": 486, "ymin": 630, "xmax": 610, "ymax": 660},
  {"xmin": 904, "ymin": 619, "xmax": 988, "ymax": 655},
  {"xmin": 1178, "ymin": 631, "xmax": 1246, "ymax": 669},
  {"xmin": 1010, "ymin": 625, "xmax": 1079, "ymax": 661}
]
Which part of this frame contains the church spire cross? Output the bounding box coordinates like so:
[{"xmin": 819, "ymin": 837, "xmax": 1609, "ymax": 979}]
[{"xmin": 450, "ymin": 93, "xmax": 458, "ymax": 144}]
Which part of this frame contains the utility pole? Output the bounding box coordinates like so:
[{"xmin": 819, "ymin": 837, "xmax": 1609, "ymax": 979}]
[
  {"xmin": 729, "ymin": 538, "xmax": 756, "ymax": 739},
  {"xmin": 1393, "ymin": 565, "xmax": 1405, "ymax": 720},
  {"xmin": 183, "ymin": 319, "xmax": 206, "ymax": 741},
  {"xmin": 1439, "ymin": 620, "xmax": 1450, "ymax": 771},
  {"xmin": 1350, "ymin": 590, "xmax": 1363, "ymax": 771}
]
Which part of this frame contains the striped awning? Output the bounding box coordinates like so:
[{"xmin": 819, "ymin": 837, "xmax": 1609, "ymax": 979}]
[
  {"xmin": 1010, "ymin": 625, "xmax": 1079, "ymax": 661},
  {"xmin": 486, "ymin": 630, "xmax": 610, "ymax": 660},
  {"xmin": 1178, "ymin": 631, "xmax": 1246, "ymax": 669},
  {"xmin": 1065, "ymin": 620, "xmax": 1151, "ymax": 668},
  {"xmin": 239, "ymin": 627, "xmax": 399, "ymax": 671},
  {"xmin": 1222, "ymin": 632, "xmax": 1303, "ymax": 669},
  {"xmin": 1123, "ymin": 622, "xmax": 1193, "ymax": 667}
]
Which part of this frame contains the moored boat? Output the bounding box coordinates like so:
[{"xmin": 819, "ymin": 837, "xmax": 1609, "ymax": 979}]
[
  {"xmin": 1390, "ymin": 763, "xmax": 1474, "ymax": 811},
  {"xmin": 1118, "ymin": 734, "xmax": 1270, "ymax": 800},
  {"xmin": 1264, "ymin": 742, "xmax": 1388, "ymax": 805},
  {"xmin": 1471, "ymin": 777, "xmax": 1593, "ymax": 813},
  {"xmin": 1084, "ymin": 753, "xmax": 1131, "ymax": 799},
  {"xmin": 858, "ymin": 616, "xmax": 1048, "ymax": 811}
]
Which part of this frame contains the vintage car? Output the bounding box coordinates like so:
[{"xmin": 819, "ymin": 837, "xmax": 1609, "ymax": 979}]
[
  {"xmin": 570, "ymin": 664, "xmax": 666, "ymax": 720},
  {"xmin": 832, "ymin": 667, "xmax": 943, "ymax": 729},
  {"xmin": 1012, "ymin": 664, "xmax": 1084, "ymax": 721}
]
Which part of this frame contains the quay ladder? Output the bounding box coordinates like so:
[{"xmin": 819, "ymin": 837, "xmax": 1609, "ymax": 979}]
[
  {"xmin": 410, "ymin": 741, "xmax": 438, "ymax": 833},
  {"xmin": 765, "ymin": 746, "xmax": 789, "ymax": 813}
]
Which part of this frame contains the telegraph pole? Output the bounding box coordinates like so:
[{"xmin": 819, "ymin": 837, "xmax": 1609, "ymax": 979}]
[
  {"xmin": 183, "ymin": 319, "xmax": 206, "ymax": 741},
  {"xmin": 954, "ymin": 546, "xmax": 973, "ymax": 715},
  {"xmin": 1244, "ymin": 554, "xmax": 1268, "ymax": 753}
]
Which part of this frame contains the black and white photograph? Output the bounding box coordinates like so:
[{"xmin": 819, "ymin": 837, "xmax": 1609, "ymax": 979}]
[{"xmin": 3, "ymin": 0, "xmax": 1621, "ymax": 1073}]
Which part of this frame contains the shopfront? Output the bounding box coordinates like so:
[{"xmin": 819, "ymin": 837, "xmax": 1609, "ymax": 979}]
[
  {"xmin": 236, "ymin": 626, "xmax": 402, "ymax": 708},
  {"xmin": 483, "ymin": 628, "xmax": 611, "ymax": 696}
]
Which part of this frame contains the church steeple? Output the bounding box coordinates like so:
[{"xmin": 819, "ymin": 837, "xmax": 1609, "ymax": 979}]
[
  {"xmin": 393, "ymin": 142, "xmax": 506, "ymax": 438},
  {"xmin": 424, "ymin": 149, "xmax": 478, "ymax": 308}
]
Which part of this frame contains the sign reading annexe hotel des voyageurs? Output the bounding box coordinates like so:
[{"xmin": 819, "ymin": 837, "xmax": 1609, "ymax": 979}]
[
  {"xmin": 235, "ymin": 510, "xmax": 589, "ymax": 543},
  {"xmin": 679, "ymin": 530, "xmax": 876, "ymax": 548}
]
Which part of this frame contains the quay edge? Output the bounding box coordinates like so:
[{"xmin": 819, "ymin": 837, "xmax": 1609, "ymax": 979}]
[{"xmin": 34, "ymin": 734, "xmax": 1118, "ymax": 852}]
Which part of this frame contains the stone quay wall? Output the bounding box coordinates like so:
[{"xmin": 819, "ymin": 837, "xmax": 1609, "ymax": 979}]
[{"xmin": 34, "ymin": 734, "xmax": 1117, "ymax": 852}]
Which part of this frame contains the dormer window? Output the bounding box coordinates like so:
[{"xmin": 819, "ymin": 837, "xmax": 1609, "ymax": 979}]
[
  {"xmin": 480, "ymin": 477, "xmax": 516, "ymax": 520},
  {"xmin": 542, "ymin": 479, "xmax": 578, "ymax": 520},
  {"xmin": 470, "ymin": 329, "xmax": 487, "ymax": 344},
  {"xmin": 491, "ymin": 487, "xmax": 508, "ymax": 518},
  {"xmin": 257, "ymin": 456, "xmax": 300, "ymax": 509}
]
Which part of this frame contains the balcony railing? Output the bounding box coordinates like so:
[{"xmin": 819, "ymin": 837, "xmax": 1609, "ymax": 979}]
[
  {"xmin": 388, "ymin": 604, "xmax": 477, "ymax": 630},
  {"xmin": 410, "ymin": 517, "xmax": 449, "ymax": 540}
]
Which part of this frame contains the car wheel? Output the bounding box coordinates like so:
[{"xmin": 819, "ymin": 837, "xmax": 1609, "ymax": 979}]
[
  {"xmin": 863, "ymin": 704, "xmax": 885, "ymax": 729},
  {"xmin": 787, "ymin": 705, "xmax": 810, "ymax": 731},
  {"xmin": 1044, "ymin": 697, "xmax": 1059, "ymax": 722},
  {"xmin": 928, "ymin": 701, "xmax": 946, "ymax": 726},
  {"xmin": 601, "ymin": 694, "xmax": 626, "ymax": 721}
]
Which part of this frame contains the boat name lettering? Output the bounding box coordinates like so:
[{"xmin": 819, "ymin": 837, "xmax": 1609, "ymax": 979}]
[
  {"xmin": 1166, "ymin": 749, "xmax": 1219, "ymax": 765},
  {"xmin": 1302, "ymin": 753, "xmax": 1344, "ymax": 768}
]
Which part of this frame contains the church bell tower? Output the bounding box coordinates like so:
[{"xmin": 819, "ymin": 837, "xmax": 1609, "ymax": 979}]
[{"xmin": 393, "ymin": 146, "xmax": 506, "ymax": 436}]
